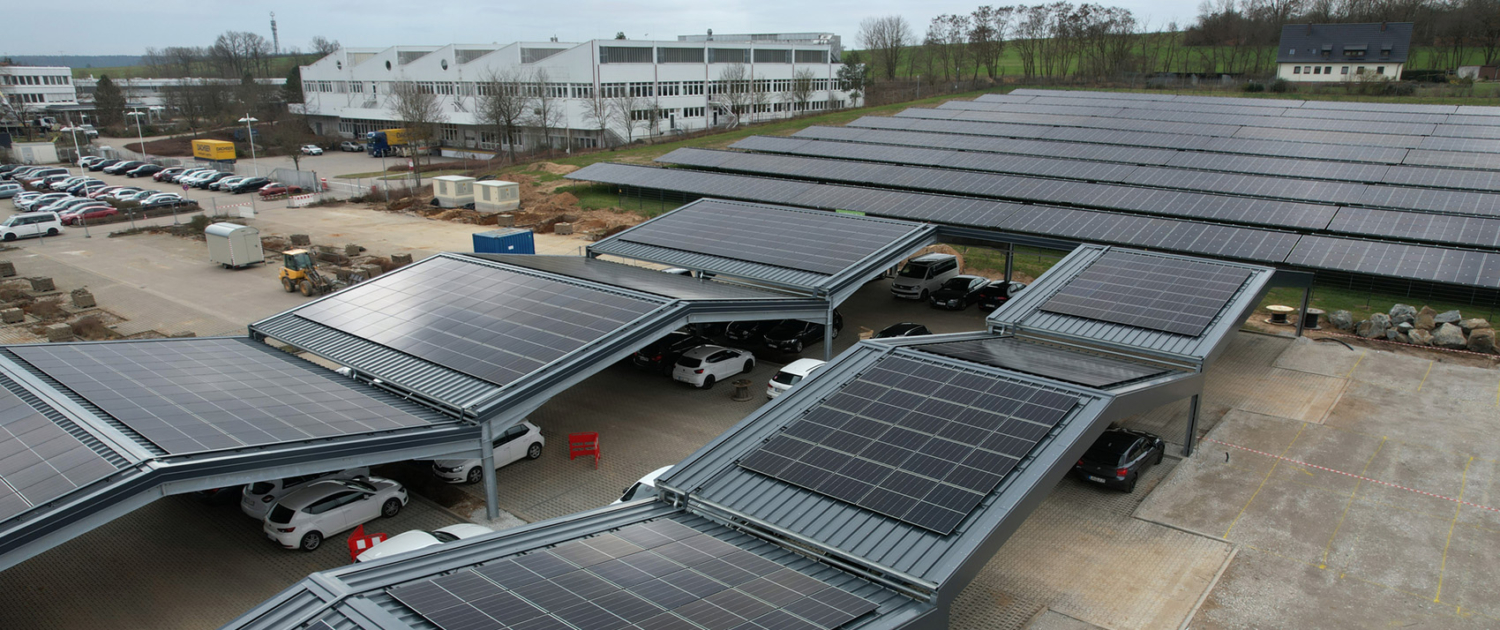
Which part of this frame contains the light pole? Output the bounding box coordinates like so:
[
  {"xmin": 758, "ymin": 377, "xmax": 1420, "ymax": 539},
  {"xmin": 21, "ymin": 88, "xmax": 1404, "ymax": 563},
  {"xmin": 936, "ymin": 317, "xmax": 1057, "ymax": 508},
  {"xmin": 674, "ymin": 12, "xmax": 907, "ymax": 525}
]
[
  {"xmin": 238, "ymin": 114, "xmax": 260, "ymax": 176},
  {"xmin": 59, "ymin": 123, "xmax": 94, "ymax": 239},
  {"xmin": 126, "ymin": 110, "xmax": 147, "ymax": 163}
]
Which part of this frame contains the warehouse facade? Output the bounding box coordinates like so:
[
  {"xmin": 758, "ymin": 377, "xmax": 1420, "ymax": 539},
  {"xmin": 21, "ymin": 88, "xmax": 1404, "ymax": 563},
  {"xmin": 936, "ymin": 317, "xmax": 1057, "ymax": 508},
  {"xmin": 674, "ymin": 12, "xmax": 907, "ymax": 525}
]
[{"xmin": 296, "ymin": 33, "xmax": 852, "ymax": 153}]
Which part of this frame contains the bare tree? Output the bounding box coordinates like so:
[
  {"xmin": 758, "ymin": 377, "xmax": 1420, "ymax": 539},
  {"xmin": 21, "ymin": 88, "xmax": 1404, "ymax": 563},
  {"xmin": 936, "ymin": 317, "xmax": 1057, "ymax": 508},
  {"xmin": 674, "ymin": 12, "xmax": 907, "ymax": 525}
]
[
  {"xmin": 858, "ymin": 15, "xmax": 915, "ymax": 80},
  {"xmin": 210, "ymin": 31, "xmax": 273, "ymax": 78},
  {"xmin": 581, "ymin": 89, "xmax": 614, "ymax": 148},
  {"xmin": 475, "ymin": 68, "xmax": 532, "ymax": 162},
  {"xmin": 970, "ymin": 6, "xmax": 1017, "ymax": 80},
  {"xmin": 607, "ymin": 93, "xmax": 647, "ymax": 144},
  {"xmin": 309, "ymin": 36, "xmax": 341, "ymax": 57},
  {"xmin": 713, "ymin": 63, "xmax": 752, "ymax": 118},
  {"xmin": 389, "ymin": 81, "xmax": 448, "ymax": 188},
  {"xmin": 790, "ymin": 68, "xmax": 817, "ymax": 113},
  {"xmin": 530, "ymin": 68, "xmax": 565, "ymax": 156}
]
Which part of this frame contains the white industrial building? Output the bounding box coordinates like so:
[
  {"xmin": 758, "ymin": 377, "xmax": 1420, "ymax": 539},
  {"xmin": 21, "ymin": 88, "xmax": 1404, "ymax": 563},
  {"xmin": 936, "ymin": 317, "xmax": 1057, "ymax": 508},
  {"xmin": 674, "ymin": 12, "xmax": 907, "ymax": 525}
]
[
  {"xmin": 0, "ymin": 65, "xmax": 78, "ymax": 128},
  {"xmin": 296, "ymin": 32, "xmax": 851, "ymax": 153},
  {"xmin": 1275, "ymin": 22, "xmax": 1413, "ymax": 83},
  {"xmin": 74, "ymin": 76, "xmax": 285, "ymax": 112}
]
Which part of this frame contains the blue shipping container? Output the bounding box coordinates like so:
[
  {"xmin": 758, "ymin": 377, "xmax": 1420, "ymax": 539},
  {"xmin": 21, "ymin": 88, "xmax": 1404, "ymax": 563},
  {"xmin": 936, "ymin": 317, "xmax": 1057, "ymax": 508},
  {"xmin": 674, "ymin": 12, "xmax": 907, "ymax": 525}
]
[{"xmin": 472, "ymin": 228, "xmax": 535, "ymax": 254}]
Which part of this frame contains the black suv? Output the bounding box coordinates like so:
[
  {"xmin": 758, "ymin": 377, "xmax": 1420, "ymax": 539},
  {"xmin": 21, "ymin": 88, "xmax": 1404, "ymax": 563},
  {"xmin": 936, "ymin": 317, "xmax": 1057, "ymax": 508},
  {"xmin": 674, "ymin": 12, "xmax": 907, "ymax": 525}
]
[
  {"xmin": 972, "ymin": 280, "xmax": 1027, "ymax": 311},
  {"xmin": 724, "ymin": 320, "xmax": 777, "ymax": 345},
  {"xmin": 632, "ymin": 330, "xmax": 712, "ymax": 375},
  {"xmin": 229, "ymin": 177, "xmax": 270, "ymax": 194},
  {"xmin": 763, "ymin": 311, "xmax": 843, "ymax": 354},
  {"xmin": 1073, "ymin": 428, "xmax": 1166, "ymax": 493},
  {"xmin": 928, "ymin": 275, "xmax": 990, "ymax": 310},
  {"xmin": 874, "ymin": 322, "xmax": 931, "ymax": 339}
]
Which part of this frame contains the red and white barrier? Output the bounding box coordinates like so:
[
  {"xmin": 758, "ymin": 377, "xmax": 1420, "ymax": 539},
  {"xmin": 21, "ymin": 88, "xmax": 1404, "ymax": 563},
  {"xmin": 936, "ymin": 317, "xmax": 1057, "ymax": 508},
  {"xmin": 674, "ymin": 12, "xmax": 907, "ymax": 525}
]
[{"xmin": 288, "ymin": 193, "xmax": 317, "ymax": 208}]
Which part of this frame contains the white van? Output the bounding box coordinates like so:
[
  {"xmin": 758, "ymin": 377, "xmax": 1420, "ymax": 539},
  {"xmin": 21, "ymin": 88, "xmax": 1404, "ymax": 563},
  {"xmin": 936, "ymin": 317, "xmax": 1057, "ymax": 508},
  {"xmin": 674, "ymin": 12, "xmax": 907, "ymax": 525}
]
[
  {"xmin": 767, "ymin": 358, "xmax": 826, "ymax": 399},
  {"xmin": 891, "ymin": 253, "xmax": 961, "ymax": 300},
  {"xmin": 0, "ymin": 212, "xmax": 62, "ymax": 241}
]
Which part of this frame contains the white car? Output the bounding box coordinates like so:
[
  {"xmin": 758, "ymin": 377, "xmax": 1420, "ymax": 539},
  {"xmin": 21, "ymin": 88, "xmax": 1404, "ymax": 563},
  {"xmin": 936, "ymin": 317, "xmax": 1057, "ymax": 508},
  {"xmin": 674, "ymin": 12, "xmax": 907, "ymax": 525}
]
[
  {"xmin": 301, "ymin": 144, "xmax": 324, "ymax": 155},
  {"xmin": 432, "ymin": 420, "xmax": 545, "ymax": 484},
  {"xmin": 612, "ymin": 465, "xmax": 673, "ymax": 505},
  {"xmin": 240, "ymin": 467, "xmax": 370, "ymax": 519},
  {"xmin": 767, "ymin": 358, "xmax": 826, "ymax": 399},
  {"xmin": 0, "ymin": 212, "xmax": 62, "ymax": 241},
  {"xmin": 262, "ymin": 476, "xmax": 408, "ymax": 551},
  {"xmin": 354, "ymin": 523, "xmax": 493, "ymax": 563},
  {"xmin": 672, "ymin": 345, "xmax": 755, "ymax": 389}
]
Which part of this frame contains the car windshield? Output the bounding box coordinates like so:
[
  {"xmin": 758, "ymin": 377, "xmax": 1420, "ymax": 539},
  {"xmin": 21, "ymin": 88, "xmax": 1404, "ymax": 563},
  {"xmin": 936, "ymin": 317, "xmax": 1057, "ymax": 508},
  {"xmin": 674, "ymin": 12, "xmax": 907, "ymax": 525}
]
[
  {"xmin": 432, "ymin": 531, "xmax": 459, "ymax": 543},
  {"xmin": 620, "ymin": 482, "xmax": 657, "ymax": 502},
  {"xmin": 772, "ymin": 371, "xmax": 802, "ymax": 386},
  {"xmin": 267, "ymin": 504, "xmax": 296, "ymax": 524},
  {"xmin": 897, "ymin": 264, "xmax": 929, "ymax": 278},
  {"xmin": 941, "ymin": 277, "xmax": 974, "ymax": 290},
  {"xmin": 1082, "ymin": 435, "xmax": 1135, "ymax": 465},
  {"xmin": 248, "ymin": 482, "xmax": 275, "ymax": 494},
  {"xmin": 677, "ymin": 357, "xmax": 702, "ymax": 368}
]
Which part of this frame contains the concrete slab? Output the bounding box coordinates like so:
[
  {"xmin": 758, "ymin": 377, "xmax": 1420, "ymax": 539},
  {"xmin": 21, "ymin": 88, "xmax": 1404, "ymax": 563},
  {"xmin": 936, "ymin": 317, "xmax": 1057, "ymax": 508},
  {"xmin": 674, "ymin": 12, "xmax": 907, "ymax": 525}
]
[
  {"xmin": 1348, "ymin": 349, "xmax": 1435, "ymax": 392},
  {"xmin": 1025, "ymin": 611, "xmax": 1108, "ymax": 630},
  {"xmin": 1272, "ymin": 337, "xmax": 1366, "ymax": 378}
]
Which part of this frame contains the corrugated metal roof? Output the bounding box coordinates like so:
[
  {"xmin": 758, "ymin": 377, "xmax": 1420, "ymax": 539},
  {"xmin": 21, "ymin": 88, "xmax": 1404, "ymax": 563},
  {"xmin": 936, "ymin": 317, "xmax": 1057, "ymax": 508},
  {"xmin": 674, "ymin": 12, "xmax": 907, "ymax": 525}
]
[
  {"xmin": 463, "ymin": 253, "xmax": 808, "ymax": 300},
  {"xmin": 988, "ymin": 245, "xmax": 1275, "ymax": 363},
  {"xmin": 591, "ymin": 240, "xmax": 831, "ymax": 288}
]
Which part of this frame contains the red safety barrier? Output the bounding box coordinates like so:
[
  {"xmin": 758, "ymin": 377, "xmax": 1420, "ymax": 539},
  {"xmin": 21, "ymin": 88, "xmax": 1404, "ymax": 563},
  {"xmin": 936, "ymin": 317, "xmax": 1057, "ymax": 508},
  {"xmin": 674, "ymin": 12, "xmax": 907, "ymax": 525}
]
[
  {"xmin": 569, "ymin": 432, "xmax": 600, "ymax": 469},
  {"xmin": 347, "ymin": 524, "xmax": 388, "ymax": 562}
]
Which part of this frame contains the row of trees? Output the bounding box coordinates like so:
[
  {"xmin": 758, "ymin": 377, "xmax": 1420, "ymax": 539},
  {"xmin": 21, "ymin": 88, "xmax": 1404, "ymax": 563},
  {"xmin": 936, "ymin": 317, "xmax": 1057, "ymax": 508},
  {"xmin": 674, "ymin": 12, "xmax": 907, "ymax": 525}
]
[{"xmin": 141, "ymin": 33, "xmax": 339, "ymax": 79}]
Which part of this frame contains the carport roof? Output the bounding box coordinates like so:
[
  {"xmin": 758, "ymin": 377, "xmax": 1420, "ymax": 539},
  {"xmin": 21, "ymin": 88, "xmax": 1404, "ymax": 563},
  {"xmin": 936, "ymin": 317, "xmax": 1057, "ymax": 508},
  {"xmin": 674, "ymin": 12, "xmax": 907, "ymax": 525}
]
[{"xmin": 462, "ymin": 253, "xmax": 800, "ymax": 301}]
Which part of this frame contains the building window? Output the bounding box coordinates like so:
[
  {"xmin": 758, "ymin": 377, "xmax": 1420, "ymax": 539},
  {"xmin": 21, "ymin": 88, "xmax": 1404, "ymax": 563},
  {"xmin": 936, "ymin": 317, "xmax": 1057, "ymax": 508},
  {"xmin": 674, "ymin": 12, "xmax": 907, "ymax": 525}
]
[
  {"xmin": 709, "ymin": 48, "xmax": 749, "ymax": 64},
  {"xmin": 794, "ymin": 50, "xmax": 827, "ymax": 64},
  {"xmin": 600, "ymin": 83, "xmax": 626, "ymax": 98},
  {"xmin": 1341, "ymin": 66, "xmax": 1349, "ymax": 74},
  {"xmin": 683, "ymin": 81, "xmax": 705, "ymax": 95},
  {"xmin": 1357, "ymin": 66, "xmax": 1366, "ymax": 74},
  {"xmin": 753, "ymin": 49, "xmax": 791, "ymax": 64},
  {"xmin": 1313, "ymin": 66, "xmax": 1320, "ymax": 74},
  {"xmin": 628, "ymin": 82, "xmax": 654, "ymax": 97},
  {"xmin": 657, "ymin": 47, "xmax": 705, "ymax": 63},
  {"xmin": 682, "ymin": 107, "xmax": 705, "ymax": 118},
  {"xmin": 1377, "ymin": 66, "xmax": 1385, "ymax": 75},
  {"xmin": 1293, "ymin": 66, "xmax": 1300, "ymax": 74},
  {"xmin": 599, "ymin": 46, "xmax": 653, "ymax": 64},
  {"xmin": 1325, "ymin": 66, "xmax": 1332, "ymax": 74},
  {"xmin": 1288, "ymin": 48, "xmax": 1295, "ymax": 55}
]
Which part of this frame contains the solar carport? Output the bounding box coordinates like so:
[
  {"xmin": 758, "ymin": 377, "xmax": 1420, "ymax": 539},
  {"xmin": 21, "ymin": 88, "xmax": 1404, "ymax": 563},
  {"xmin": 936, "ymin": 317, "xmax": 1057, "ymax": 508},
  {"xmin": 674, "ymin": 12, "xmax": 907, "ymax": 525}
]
[{"xmin": 224, "ymin": 245, "xmax": 1273, "ymax": 630}]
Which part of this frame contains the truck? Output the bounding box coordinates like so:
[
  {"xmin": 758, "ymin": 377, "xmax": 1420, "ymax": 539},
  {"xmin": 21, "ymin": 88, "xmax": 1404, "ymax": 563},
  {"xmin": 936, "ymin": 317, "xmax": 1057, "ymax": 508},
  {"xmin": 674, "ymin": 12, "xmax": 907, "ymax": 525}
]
[{"xmin": 366, "ymin": 128, "xmax": 410, "ymax": 157}]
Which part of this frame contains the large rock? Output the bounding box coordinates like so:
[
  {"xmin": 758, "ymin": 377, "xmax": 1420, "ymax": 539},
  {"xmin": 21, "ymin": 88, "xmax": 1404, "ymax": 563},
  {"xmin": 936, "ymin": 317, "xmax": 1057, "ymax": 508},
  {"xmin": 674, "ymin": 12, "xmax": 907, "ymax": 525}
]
[
  {"xmin": 1433, "ymin": 323, "xmax": 1467, "ymax": 349},
  {"xmin": 1468, "ymin": 328, "xmax": 1497, "ymax": 353},
  {"xmin": 1407, "ymin": 329, "xmax": 1434, "ymax": 346},
  {"xmin": 1415, "ymin": 306, "xmax": 1437, "ymax": 330},
  {"xmin": 1460, "ymin": 318, "xmax": 1491, "ymax": 334},
  {"xmin": 1385, "ymin": 329, "xmax": 1399, "ymax": 341},
  {"xmin": 1389, "ymin": 304, "xmax": 1417, "ymax": 326},
  {"xmin": 1358, "ymin": 313, "xmax": 1390, "ymax": 339},
  {"xmin": 1330, "ymin": 310, "xmax": 1355, "ymax": 331},
  {"xmin": 1435, "ymin": 310, "xmax": 1463, "ymax": 326}
]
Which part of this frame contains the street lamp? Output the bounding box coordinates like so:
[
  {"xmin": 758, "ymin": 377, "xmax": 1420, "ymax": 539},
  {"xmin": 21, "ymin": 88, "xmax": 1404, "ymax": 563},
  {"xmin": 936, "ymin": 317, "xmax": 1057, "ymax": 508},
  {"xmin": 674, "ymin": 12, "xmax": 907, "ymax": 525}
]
[
  {"xmin": 126, "ymin": 110, "xmax": 147, "ymax": 163},
  {"xmin": 238, "ymin": 114, "xmax": 260, "ymax": 176},
  {"xmin": 59, "ymin": 122, "xmax": 94, "ymax": 239}
]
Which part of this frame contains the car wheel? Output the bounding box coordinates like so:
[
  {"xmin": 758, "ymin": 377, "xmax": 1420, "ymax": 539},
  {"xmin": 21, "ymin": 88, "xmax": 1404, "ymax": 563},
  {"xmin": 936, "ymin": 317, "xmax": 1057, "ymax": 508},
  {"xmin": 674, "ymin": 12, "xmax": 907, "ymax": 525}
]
[
  {"xmin": 382, "ymin": 498, "xmax": 402, "ymax": 518},
  {"xmin": 702, "ymin": 375, "xmax": 716, "ymax": 390},
  {"xmin": 465, "ymin": 466, "xmax": 483, "ymax": 484},
  {"xmin": 741, "ymin": 360, "xmax": 753, "ymax": 374},
  {"xmin": 299, "ymin": 280, "xmax": 315, "ymax": 296},
  {"xmin": 46, "ymin": 228, "xmax": 58, "ymax": 236},
  {"xmin": 1121, "ymin": 474, "xmax": 1137, "ymax": 493},
  {"xmin": 281, "ymin": 277, "xmax": 296, "ymax": 292},
  {"xmin": 299, "ymin": 531, "xmax": 323, "ymax": 552},
  {"xmin": 791, "ymin": 340, "xmax": 804, "ymax": 354},
  {"xmin": 2, "ymin": 233, "xmax": 14, "ymax": 241},
  {"xmin": 1155, "ymin": 447, "xmax": 1165, "ymax": 465},
  {"xmin": 919, "ymin": 289, "xmax": 929, "ymax": 301},
  {"xmin": 527, "ymin": 443, "xmax": 542, "ymax": 459}
]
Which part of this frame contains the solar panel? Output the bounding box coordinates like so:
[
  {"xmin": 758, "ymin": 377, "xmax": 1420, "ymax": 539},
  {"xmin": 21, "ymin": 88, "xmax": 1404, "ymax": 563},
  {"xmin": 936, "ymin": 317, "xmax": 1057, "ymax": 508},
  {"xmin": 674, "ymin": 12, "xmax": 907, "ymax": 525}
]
[
  {"xmin": 390, "ymin": 519, "xmax": 878, "ymax": 630},
  {"xmin": 1286, "ymin": 235, "xmax": 1500, "ymax": 288},
  {"xmin": 0, "ymin": 384, "xmax": 119, "ymax": 521},
  {"xmin": 292, "ymin": 256, "xmax": 665, "ymax": 387},
  {"xmin": 915, "ymin": 337, "xmax": 1173, "ymax": 388},
  {"xmin": 1329, "ymin": 208, "xmax": 1500, "ymax": 249},
  {"xmin": 614, "ymin": 198, "xmax": 919, "ymax": 276},
  {"xmin": 738, "ymin": 354, "xmax": 1078, "ymax": 534},
  {"xmin": 1039, "ymin": 251, "xmax": 1252, "ymax": 337},
  {"xmin": 9, "ymin": 339, "xmax": 435, "ymax": 455}
]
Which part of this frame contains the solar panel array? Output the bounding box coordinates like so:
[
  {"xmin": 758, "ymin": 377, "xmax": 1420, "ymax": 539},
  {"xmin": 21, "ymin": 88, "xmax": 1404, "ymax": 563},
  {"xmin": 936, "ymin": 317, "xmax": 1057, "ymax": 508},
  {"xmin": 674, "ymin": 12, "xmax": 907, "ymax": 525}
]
[
  {"xmin": 389, "ymin": 518, "xmax": 878, "ymax": 630},
  {"xmin": 1040, "ymin": 251, "xmax": 1253, "ymax": 337},
  {"xmin": 10, "ymin": 339, "xmax": 435, "ymax": 455},
  {"xmin": 615, "ymin": 199, "xmax": 919, "ymax": 276},
  {"xmin": 915, "ymin": 337, "xmax": 1172, "ymax": 388},
  {"xmin": 0, "ymin": 385, "xmax": 118, "ymax": 521},
  {"xmin": 739, "ymin": 354, "xmax": 1078, "ymax": 535},
  {"xmin": 293, "ymin": 256, "xmax": 665, "ymax": 387}
]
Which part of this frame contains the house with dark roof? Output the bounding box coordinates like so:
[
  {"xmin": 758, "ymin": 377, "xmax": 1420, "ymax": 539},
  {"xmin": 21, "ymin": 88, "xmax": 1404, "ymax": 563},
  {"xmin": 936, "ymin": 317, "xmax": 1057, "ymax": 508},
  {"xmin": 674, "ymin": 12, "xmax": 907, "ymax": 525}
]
[{"xmin": 1276, "ymin": 22, "xmax": 1413, "ymax": 82}]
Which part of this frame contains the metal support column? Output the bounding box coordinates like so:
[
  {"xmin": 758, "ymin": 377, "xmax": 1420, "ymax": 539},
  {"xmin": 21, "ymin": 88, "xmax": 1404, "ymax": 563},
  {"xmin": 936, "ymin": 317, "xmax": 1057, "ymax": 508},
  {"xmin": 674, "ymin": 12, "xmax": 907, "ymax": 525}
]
[
  {"xmin": 479, "ymin": 420, "xmax": 499, "ymax": 520},
  {"xmin": 1003, "ymin": 245, "xmax": 1014, "ymax": 284},
  {"xmin": 1295, "ymin": 286, "xmax": 1312, "ymax": 338},
  {"xmin": 1182, "ymin": 394, "xmax": 1201, "ymax": 457},
  {"xmin": 823, "ymin": 306, "xmax": 835, "ymax": 362}
]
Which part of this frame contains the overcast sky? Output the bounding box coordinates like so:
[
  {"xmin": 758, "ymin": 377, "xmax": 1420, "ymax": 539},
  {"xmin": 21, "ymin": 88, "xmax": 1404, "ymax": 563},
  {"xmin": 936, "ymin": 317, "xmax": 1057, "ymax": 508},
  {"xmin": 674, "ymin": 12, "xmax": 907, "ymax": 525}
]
[{"xmin": 6, "ymin": 0, "xmax": 1203, "ymax": 57}]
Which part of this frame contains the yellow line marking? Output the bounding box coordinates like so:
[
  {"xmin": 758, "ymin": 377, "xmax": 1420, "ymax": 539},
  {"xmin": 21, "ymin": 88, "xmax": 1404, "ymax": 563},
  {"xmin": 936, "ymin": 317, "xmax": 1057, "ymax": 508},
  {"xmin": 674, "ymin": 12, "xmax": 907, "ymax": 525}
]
[
  {"xmin": 1298, "ymin": 466, "xmax": 1315, "ymax": 477},
  {"xmin": 1224, "ymin": 422, "xmax": 1308, "ymax": 538},
  {"xmin": 1494, "ymin": 378, "xmax": 1499, "ymax": 407},
  {"xmin": 1345, "ymin": 350, "xmax": 1367, "ymax": 378},
  {"xmin": 1321, "ymin": 437, "xmax": 1386, "ymax": 567},
  {"xmin": 1434, "ymin": 455, "xmax": 1474, "ymax": 603},
  {"xmin": 1417, "ymin": 361, "xmax": 1434, "ymax": 392}
]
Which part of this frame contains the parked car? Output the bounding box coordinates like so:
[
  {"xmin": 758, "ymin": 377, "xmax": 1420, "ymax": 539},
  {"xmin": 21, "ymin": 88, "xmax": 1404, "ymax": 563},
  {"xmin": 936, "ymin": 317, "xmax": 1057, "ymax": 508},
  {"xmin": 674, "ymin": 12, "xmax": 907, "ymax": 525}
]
[
  {"xmin": 103, "ymin": 160, "xmax": 144, "ymax": 175},
  {"xmin": 64, "ymin": 179, "xmax": 106, "ymax": 195},
  {"xmin": 338, "ymin": 141, "xmax": 364, "ymax": 152},
  {"xmin": 0, "ymin": 183, "xmax": 21, "ymax": 199},
  {"xmin": 58, "ymin": 204, "xmax": 116, "ymax": 225},
  {"xmin": 40, "ymin": 174, "xmax": 78, "ymax": 190},
  {"xmin": 229, "ymin": 177, "xmax": 270, "ymax": 194},
  {"xmin": 258, "ymin": 182, "xmax": 303, "ymax": 198},
  {"xmin": 240, "ymin": 467, "xmax": 370, "ymax": 519},
  {"xmin": 38, "ymin": 198, "xmax": 99, "ymax": 214},
  {"xmin": 126, "ymin": 164, "xmax": 164, "ymax": 178},
  {"xmin": 210, "ymin": 176, "xmax": 245, "ymax": 191},
  {"xmin": 355, "ymin": 523, "xmax": 493, "ymax": 563},
  {"xmin": 632, "ymin": 330, "xmax": 713, "ymax": 375},
  {"xmin": 612, "ymin": 465, "xmax": 674, "ymax": 505},
  {"xmin": 194, "ymin": 172, "xmax": 233, "ymax": 189},
  {"xmin": 169, "ymin": 169, "xmax": 209, "ymax": 183},
  {"xmin": 11, "ymin": 192, "xmax": 43, "ymax": 208},
  {"xmin": 104, "ymin": 188, "xmax": 143, "ymax": 201},
  {"xmin": 873, "ymin": 322, "xmax": 932, "ymax": 339},
  {"xmin": 78, "ymin": 156, "xmax": 106, "ymax": 168},
  {"xmin": 891, "ymin": 253, "xmax": 961, "ymax": 300},
  {"xmin": 767, "ymin": 358, "xmax": 826, "ymax": 399},
  {"xmin": 300, "ymin": 144, "xmax": 324, "ymax": 155},
  {"xmin": 929, "ymin": 275, "xmax": 991, "ymax": 310},
  {"xmin": 140, "ymin": 196, "xmax": 194, "ymax": 210},
  {"xmin": 431, "ymin": 421, "xmax": 544, "ymax": 484},
  {"xmin": 87, "ymin": 159, "xmax": 121, "ymax": 172},
  {"xmin": 0, "ymin": 212, "xmax": 62, "ymax": 241},
  {"xmin": 1072, "ymin": 428, "xmax": 1166, "ymax": 493},
  {"xmin": 262, "ymin": 477, "xmax": 408, "ymax": 551},
  {"xmin": 88, "ymin": 186, "xmax": 127, "ymax": 199},
  {"xmin": 763, "ymin": 311, "xmax": 843, "ymax": 354},
  {"xmin": 19, "ymin": 167, "xmax": 68, "ymax": 182},
  {"xmin": 972, "ymin": 280, "xmax": 1028, "ymax": 311},
  {"xmin": 141, "ymin": 192, "xmax": 185, "ymax": 205},
  {"xmin": 21, "ymin": 192, "xmax": 69, "ymax": 210},
  {"xmin": 153, "ymin": 166, "xmax": 186, "ymax": 182},
  {"xmin": 673, "ymin": 345, "xmax": 755, "ymax": 389},
  {"xmin": 724, "ymin": 320, "xmax": 777, "ymax": 345}
]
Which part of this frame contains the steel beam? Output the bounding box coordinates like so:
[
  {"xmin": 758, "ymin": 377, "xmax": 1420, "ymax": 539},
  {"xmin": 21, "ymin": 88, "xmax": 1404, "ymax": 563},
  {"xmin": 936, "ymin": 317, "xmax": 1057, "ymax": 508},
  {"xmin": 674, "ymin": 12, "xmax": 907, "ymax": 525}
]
[{"xmin": 480, "ymin": 419, "xmax": 499, "ymax": 520}]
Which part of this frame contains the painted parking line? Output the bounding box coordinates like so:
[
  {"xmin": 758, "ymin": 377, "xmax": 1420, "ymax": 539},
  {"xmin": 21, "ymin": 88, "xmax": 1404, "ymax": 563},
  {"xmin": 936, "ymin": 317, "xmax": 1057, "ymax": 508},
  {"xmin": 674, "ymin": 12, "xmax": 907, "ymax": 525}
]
[{"xmin": 1203, "ymin": 438, "xmax": 1500, "ymax": 514}]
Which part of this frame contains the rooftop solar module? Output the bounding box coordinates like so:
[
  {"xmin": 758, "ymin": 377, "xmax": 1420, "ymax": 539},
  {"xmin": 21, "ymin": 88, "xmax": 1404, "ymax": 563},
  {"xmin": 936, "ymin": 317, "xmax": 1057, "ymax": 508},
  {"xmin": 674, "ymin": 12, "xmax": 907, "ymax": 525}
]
[
  {"xmin": 914, "ymin": 337, "xmax": 1173, "ymax": 388},
  {"xmin": 1040, "ymin": 251, "xmax": 1252, "ymax": 337},
  {"xmin": 739, "ymin": 354, "xmax": 1078, "ymax": 534},
  {"xmin": 389, "ymin": 519, "xmax": 878, "ymax": 630},
  {"xmin": 0, "ymin": 385, "xmax": 118, "ymax": 521},
  {"xmin": 614, "ymin": 198, "xmax": 920, "ymax": 276},
  {"xmin": 1286, "ymin": 236, "xmax": 1500, "ymax": 287},
  {"xmin": 9, "ymin": 339, "xmax": 437, "ymax": 455},
  {"xmin": 292, "ymin": 256, "xmax": 666, "ymax": 387},
  {"xmin": 1328, "ymin": 208, "xmax": 1500, "ymax": 249}
]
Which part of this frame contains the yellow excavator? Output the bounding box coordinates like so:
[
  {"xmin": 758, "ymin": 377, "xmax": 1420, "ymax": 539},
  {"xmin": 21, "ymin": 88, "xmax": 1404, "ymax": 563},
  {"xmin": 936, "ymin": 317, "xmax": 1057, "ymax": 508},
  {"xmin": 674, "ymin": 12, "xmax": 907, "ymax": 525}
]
[{"xmin": 279, "ymin": 249, "xmax": 339, "ymax": 297}]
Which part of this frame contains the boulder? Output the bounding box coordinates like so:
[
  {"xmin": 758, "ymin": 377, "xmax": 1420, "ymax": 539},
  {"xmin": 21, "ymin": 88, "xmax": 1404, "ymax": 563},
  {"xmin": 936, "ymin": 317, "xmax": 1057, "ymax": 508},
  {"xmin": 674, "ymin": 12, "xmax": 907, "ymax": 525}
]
[
  {"xmin": 1468, "ymin": 328, "xmax": 1497, "ymax": 354},
  {"xmin": 1397, "ymin": 322, "xmax": 1414, "ymax": 333},
  {"xmin": 1415, "ymin": 306, "xmax": 1437, "ymax": 331},
  {"xmin": 1385, "ymin": 329, "xmax": 1399, "ymax": 341},
  {"xmin": 70, "ymin": 288, "xmax": 95, "ymax": 309},
  {"xmin": 1, "ymin": 308, "xmax": 22, "ymax": 324},
  {"xmin": 0, "ymin": 261, "xmax": 14, "ymax": 277},
  {"xmin": 1358, "ymin": 313, "xmax": 1390, "ymax": 339},
  {"xmin": 1435, "ymin": 310, "xmax": 1463, "ymax": 326},
  {"xmin": 1460, "ymin": 318, "xmax": 1491, "ymax": 334},
  {"xmin": 1396, "ymin": 333, "xmax": 1410, "ymax": 344},
  {"xmin": 1389, "ymin": 304, "xmax": 1417, "ymax": 326},
  {"xmin": 1407, "ymin": 329, "xmax": 1434, "ymax": 346},
  {"xmin": 44, "ymin": 323, "xmax": 73, "ymax": 342},
  {"xmin": 1433, "ymin": 323, "xmax": 1467, "ymax": 349},
  {"xmin": 1330, "ymin": 310, "xmax": 1355, "ymax": 331}
]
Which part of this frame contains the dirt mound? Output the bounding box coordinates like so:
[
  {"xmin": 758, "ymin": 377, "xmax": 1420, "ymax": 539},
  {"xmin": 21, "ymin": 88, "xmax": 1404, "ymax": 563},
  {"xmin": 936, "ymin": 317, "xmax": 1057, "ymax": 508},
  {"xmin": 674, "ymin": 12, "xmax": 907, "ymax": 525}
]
[
  {"xmin": 534, "ymin": 162, "xmax": 579, "ymax": 176},
  {"xmin": 551, "ymin": 191, "xmax": 579, "ymax": 207}
]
